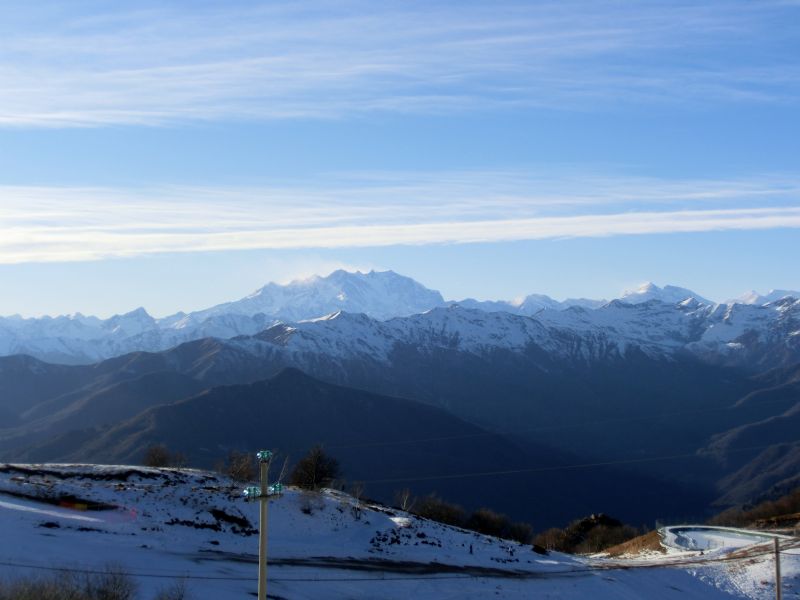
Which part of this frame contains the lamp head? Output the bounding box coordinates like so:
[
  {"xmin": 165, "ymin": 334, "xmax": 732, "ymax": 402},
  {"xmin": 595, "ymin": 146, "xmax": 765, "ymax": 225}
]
[{"xmin": 243, "ymin": 486, "xmax": 261, "ymax": 500}]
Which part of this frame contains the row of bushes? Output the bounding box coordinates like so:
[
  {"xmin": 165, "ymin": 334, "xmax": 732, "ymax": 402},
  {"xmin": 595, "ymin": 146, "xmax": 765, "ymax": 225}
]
[
  {"xmin": 0, "ymin": 567, "xmax": 187, "ymax": 600},
  {"xmin": 396, "ymin": 492, "xmax": 643, "ymax": 552},
  {"xmin": 404, "ymin": 493, "xmax": 534, "ymax": 544},
  {"xmin": 144, "ymin": 444, "xmax": 341, "ymax": 491},
  {"xmin": 709, "ymin": 487, "xmax": 800, "ymax": 528}
]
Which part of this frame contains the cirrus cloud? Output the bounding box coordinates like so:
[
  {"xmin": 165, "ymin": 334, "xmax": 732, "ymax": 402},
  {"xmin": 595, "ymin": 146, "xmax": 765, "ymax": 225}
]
[
  {"xmin": 1, "ymin": 171, "xmax": 798, "ymax": 263},
  {"xmin": 0, "ymin": 1, "xmax": 798, "ymax": 127}
]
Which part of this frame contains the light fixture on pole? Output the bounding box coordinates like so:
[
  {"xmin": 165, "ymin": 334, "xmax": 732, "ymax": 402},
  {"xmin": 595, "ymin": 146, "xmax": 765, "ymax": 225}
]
[{"xmin": 242, "ymin": 449, "xmax": 283, "ymax": 600}]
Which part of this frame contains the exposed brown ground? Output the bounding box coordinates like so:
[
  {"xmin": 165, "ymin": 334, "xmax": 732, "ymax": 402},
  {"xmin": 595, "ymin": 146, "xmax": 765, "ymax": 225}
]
[
  {"xmin": 753, "ymin": 511, "xmax": 800, "ymax": 529},
  {"xmin": 602, "ymin": 531, "xmax": 666, "ymax": 557}
]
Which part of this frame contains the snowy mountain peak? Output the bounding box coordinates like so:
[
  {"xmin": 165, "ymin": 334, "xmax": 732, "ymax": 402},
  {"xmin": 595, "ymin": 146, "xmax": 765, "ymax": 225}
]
[
  {"xmin": 731, "ymin": 289, "xmax": 800, "ymax": 305},
  {"xmin": 104, "ymin": 307, "xmax": 153, "ymax": 324},
  {"xmin": 103, "ymin": 307, "xmax": 156, "ymax": 337},
  {"xmin": 734, "ymin": 290, "xmax": 762, "ymax": 305},
  {"xmin": 122, "ymin": 306, "xmax": 151, "ymax": 318},
  {"xmin": 196, "ymin": 269, "xmax": 446, "ymax": 322},
  {"xmin": 620, "ymin": 283, "xmax": 711, "ymax": 306},
  {"xmin": 636, "ymin": 282, "xmax": 658, "ymax": 293},
  {"xmin": 517, "ymin": 293, "xmax": 561, "ymax": 313},
  {"xmin": 678, "ymin": 297, "xmax": 701, "ymax": 309}
]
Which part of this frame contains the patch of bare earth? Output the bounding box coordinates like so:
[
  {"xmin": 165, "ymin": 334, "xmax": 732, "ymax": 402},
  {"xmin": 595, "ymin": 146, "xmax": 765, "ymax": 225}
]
[{"xmin": 603, "ymin": 531, "xmax": 666, "ymax": 557}]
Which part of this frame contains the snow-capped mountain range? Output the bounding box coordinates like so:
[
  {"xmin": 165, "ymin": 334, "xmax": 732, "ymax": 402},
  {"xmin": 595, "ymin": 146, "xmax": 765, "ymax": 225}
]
[
  {"xmin": 0, "ymin": 269, "xmax": 797, "ymax": 366},
  {"xmin": 231, "ymin": 295, "xmax": 799, "ymax": 373},
  {"xmin": 731, "ymin": 289, "xmax": 800, "ymax": 305}
]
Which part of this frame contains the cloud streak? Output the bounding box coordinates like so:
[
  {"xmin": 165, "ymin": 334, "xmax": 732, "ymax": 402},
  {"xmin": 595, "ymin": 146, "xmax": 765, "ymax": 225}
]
[
  {"xmin": 1, "ymin": 172, "xmax": 798, "ymax": 263},
  {"xmin": 0, "ymin": 1, "xmax": 798, "ymax": 127}
]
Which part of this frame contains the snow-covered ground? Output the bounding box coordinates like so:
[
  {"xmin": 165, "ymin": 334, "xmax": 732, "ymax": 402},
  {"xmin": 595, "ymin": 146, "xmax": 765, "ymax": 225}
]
[
  {"xmin": 661, "ymin": 525, "xmax": 795, "ymax": 552},
  {"xmin": 0, "ymin": 464, "xmax": 797, "ymax": 599}
]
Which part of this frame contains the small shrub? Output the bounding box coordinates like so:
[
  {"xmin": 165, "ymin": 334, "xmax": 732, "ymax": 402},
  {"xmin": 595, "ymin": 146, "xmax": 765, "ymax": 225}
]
[
  {"xmin": 84, "ymin": 565, "xmax": 137, "ymax": 600},
  {"xmin": 465, "ymin": 508, "xmax": 511, "ymax": 538},
  {"xmin": 506, "ymin": 521, "xmax": 534, "ymax": 544},
  {"xmin": 170, "ymin": 452, "xmax": 188, "ymax": 469},
  {"xmin": 143, "ymin": 444, "xmax": 172, "ymax": 468},
  {"xmin": 299, "ymin": 490, "xmax": 325, "ymax": 515},
  {"xmin": 153, "ymin": 579, "xmax": 190, "ymax": 600},
  {"xmin": 534, "ymin": 527, "xmax": 568, "ymax": 551}
]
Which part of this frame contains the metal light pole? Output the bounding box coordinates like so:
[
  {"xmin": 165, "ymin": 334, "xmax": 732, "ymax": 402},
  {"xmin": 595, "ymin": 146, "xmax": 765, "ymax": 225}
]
[
  {"xmin": 243, "ymin": 450, "xmax": 281, "ymax": 600},
  {"xmin": 258, "ymin": 451, "xmax": 271, "ymax": 600},
  {"xmin": 775, "ymin": 537, "xmax": 782, "ymax": 600}
]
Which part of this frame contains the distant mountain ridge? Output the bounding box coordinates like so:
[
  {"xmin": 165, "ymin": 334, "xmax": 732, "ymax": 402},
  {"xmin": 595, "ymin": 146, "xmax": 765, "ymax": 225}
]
[
  {"xmin": 0, "ymin": 363, "xmax": 720, "ymax": 526},
  {"xmin": 2, "ymin": 269, "xmax": 797, "ymax": 525},
  {"xmin": 243, "ymin": 298, "xmax": 800, "ymax": 372},
  {"xmin": 1, "ymin": 303, "xmax": 797, "ymax": 522},
  {"xmin": 0, "ymin": 269, "xmax": 797, "ymax": 364}
]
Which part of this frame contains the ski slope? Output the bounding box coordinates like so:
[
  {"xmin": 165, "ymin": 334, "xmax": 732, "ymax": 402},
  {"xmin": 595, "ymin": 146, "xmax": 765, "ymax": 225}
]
[{"xmin": 0, "ymin": 464, "xmax": 797, "ymax": 599}]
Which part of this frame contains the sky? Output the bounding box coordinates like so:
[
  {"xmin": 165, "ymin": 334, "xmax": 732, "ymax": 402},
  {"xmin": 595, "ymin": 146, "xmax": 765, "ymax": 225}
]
[{"xmin": 1, "ymin": 0, "xmax": 799, "ymax": 317}]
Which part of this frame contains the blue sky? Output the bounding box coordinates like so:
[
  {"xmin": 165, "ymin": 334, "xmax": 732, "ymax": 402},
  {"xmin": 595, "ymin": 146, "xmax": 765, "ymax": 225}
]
[{"xmin": 0, "ymin": 0, "xmax": 798, "ymax": 317}]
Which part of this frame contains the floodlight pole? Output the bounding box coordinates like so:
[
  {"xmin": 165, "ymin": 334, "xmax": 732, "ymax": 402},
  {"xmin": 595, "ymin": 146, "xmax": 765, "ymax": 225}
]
[
  {"xmin": 775, "ymin": 537, "xmax": 782, "ymax": 600},
  {"xmin": 257, "ymin": 451, "xmax": 272, "ymax": 600}
]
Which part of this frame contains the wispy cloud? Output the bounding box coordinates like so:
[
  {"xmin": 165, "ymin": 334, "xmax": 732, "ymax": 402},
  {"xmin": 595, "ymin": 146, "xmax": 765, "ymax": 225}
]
[
  {"xmin": 0, "ymin": 1, "xmax": 797, "ymax": 127},
  {"xmin": 1, "ymin": 171, "xmax": 798, "ymax": 262}
]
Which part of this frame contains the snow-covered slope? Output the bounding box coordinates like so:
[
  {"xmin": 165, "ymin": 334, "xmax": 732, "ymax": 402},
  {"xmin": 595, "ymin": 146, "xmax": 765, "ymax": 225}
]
[{"xmin": 1, "ymin": 464, "xmax": 794, "ymax": 599}]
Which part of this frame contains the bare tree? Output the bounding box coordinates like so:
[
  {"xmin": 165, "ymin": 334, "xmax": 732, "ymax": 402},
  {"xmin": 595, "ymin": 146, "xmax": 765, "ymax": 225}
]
[
  {"xmin": 276, "ymin": 455, "xmax": 290, "ymax": 484},
  {"xmin": 349, "ymin": 481, "xmax": 365, "ymax": 520},
  {"xmin": 223, "ymin": 450, "xmax": 256, "ymax": 482},
  {"xmin": 289, "ymin": 445, "xmax": 340, "ymax": 490},
  {"xmin": 171, "ymin": 451, "xmax": 188, "ymax": 469},
  {"xmin": 394, "ymin": 488, "xmax": 415, "ymax": 512}
]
